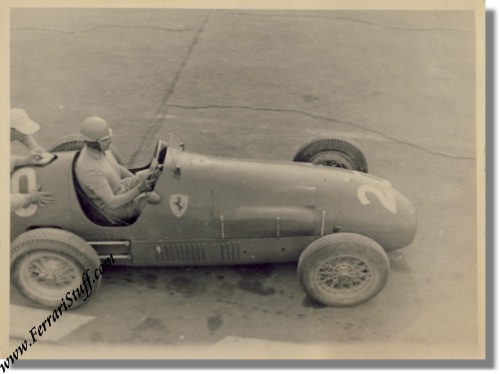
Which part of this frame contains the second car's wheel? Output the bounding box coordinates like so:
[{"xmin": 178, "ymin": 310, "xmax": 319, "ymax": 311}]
[
  {"xmin": 297, "ymin": 233, "xmax": 389, "ymax": 307},
  {"xmin": 293, "ymin": 136, "xmax": 368, "ymax": 173},
  {"xmin": 11, "ymin": 228, "xmax": 102, "ymax": 309},
  {"xmin": 48, "ymin": 133, "xmax": 125, "ymax": 164}
]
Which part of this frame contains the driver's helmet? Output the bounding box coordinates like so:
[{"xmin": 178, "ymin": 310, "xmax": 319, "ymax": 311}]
[{"xmin": 80, "ymin": 116, "xmax": 112, "ymax": 141}]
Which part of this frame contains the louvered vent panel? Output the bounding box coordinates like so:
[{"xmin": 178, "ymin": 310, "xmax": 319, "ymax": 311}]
[
  {"xmin": 156, "ymin": 242, "xmax": 206, "ymax": 262},
  {"xmin": 220, "ymin": 242, "xmax": 241, "ymax": 260}
]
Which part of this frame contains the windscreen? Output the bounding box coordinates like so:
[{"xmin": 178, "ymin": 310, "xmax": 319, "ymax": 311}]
[{"xmin": 165, "ymin": 133, "xmax": 184, "ymax": 171}]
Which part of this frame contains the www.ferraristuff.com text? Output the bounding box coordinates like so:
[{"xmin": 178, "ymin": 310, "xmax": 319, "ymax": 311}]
[{"xmin": 1, "ymin": 254, "xmax": 115, "ymax": 372}]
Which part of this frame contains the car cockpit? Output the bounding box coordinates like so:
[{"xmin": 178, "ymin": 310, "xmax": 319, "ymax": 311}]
[{"xmin": 72, "ymin": 140, "xmax": 168, "ymax": 226}]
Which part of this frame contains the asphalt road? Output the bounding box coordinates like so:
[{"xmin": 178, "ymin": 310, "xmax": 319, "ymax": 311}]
[{"xmin": 9, "ymin": 8, "xmax": 480, "ymax": 359}]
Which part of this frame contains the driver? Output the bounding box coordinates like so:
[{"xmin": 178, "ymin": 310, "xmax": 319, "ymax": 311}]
[{"xmin": 75, "ymin": 116, "xmax": 158, "ymax": 224}]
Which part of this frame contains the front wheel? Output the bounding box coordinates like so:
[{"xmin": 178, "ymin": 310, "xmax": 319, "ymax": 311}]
[
  {"xmin": 293, "ymin": 136, "xmax": 368, "ymax": 173},
  {"xmin": 297, "ymin": 233, "xmax": 389, "ymax": 306},
  {"xmin": 11, "ymin": 228, "xmax": 101, "ymax": 309}
]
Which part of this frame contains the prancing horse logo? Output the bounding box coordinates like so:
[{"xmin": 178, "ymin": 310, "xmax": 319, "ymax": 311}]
[{"xmin": 169, "ymin": 194, "xmax": 189, "ymax": 218}]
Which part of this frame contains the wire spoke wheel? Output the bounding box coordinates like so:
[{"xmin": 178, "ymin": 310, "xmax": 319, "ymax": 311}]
[
  {"xmin": 11, "ymin": 228, "xmax": 102, "ymax": 309},
  {"xmin": 18, "ymin": 251, "xmax": 82, "ymax": 302},
  {"xmin": 298, "ymin": 233, "xmax": 389, "ymax": 306},
  {"xmin": 310, "ymin": 151, "xmax": 356, "ymax": 169},
  {"xmin": 316, "ymin": 256, "xmax": 372, "ymax": 295}
]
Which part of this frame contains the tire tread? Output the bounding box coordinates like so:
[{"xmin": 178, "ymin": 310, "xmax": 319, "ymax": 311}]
[
  {"xmin": 11, "ymin": 228, "xmax": 101, "ymax": 309},
  {"xmin": 293, "ymin": 136, "xmax": 368, "ymax": 173}
]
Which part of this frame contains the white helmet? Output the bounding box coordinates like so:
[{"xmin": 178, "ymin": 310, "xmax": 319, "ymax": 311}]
[{"xmin": 80, "ymin": 116, "xmax": 112, "ymax": 141}]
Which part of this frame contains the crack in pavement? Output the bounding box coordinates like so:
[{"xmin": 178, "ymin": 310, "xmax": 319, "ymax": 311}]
[
  {"xmin": 14, "ymin": 15, "xmax": 473, "ymax": 163},
  {"xmin": 165, "ymin": 103, "xmax": 476, "ymax": 161},
  {"xmin": 128, "ymin": 11, "xmax": 213, "ymax": 166},
  {"xmin": 217, "ymin": 11, "xmax": 474, "ymax": 34},
  {"xmin": 11, "ymin": 25, "xmax": 193, "ymax": 34}
]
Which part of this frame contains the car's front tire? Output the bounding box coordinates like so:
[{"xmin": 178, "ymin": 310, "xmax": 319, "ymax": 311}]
[
  {"xmin": 11, "ymin": 228, "xmax": 101, "ymax": 309},
  {"xmin": 293, "ymin": 136, "xmax": 368, "ymax": 173},
  {"xmin": 297, "ymin": 233, "xmax": 389, "ymax": 306}
]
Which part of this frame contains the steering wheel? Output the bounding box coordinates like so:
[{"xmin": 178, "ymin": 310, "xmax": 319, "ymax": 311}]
[
  {"xmin": 148, "ymin": 140, "xmax": 168, "ymax": 180},
  {"xmin": 145, "ymin": 158, "xmax": 162, "ymax": 188},
  {"xmin": 135, "ymin": 158, "xmax": 162, "ymax": 202}
]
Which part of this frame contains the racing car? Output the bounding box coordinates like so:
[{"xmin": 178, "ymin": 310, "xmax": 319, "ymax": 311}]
[{"xmin": 10, "ymin": 134, "xmax": 416, "ymax": 309}]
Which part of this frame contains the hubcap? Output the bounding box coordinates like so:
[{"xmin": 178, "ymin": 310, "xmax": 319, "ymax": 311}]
[{"xmin": 315, "ymin": 256, "xmax": 372, "ymax": 295}]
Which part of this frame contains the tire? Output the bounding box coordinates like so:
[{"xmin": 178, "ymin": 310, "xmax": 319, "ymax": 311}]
[
  {"xmin": 297, "ymin": 233, "xmax": 389, "ymax": 307},
  {"xmin": 293, "ymin": 136, "xmax": 368, "ymax": 173},
  {"xmin": 11, "ymin": 228, "xmax": 101, "ymax": 309},
  {"xmin": 48, "ymin": 133, "xmax": 125, "ymax": 164}
]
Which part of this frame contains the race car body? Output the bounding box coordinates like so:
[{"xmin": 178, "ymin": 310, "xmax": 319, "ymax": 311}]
[{"xmin": 10, "ymin": 135, "xmax": 417, "ymax": 308}]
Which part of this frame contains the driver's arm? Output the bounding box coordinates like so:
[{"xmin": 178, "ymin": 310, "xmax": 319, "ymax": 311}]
[
  {"xmin": 92, "ymin": 182, "xmax": 143, "ymax": 209},
  {"xmin": 118, "ymin": 164, "xmax": 134, "ymax": 179}
]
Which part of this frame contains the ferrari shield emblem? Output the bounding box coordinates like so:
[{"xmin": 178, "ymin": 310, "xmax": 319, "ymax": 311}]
[{"xmin": 169, "ymin": 194, "xmax": 189, "ymax": 218}]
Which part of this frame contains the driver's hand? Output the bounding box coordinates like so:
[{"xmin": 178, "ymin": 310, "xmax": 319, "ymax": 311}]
[
  {"xmin": 137, "ymin": 167, "xmax": 162, "ymax": 180},
  {"xmin": 135, "ymin": 169, "xmax": 151, "ymax": 179},
  {"xmin": 138, "ymin": 178, "xmax": 155, "ymax": 193},
  {"xmin": 149, "ymin": 169, "xmax": 161, "ymax": 181}
]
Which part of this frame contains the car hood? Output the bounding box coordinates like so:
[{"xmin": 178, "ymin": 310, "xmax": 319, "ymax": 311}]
[{"xmin": 173, "ymin": 152, "xmax": 416, "ymax": 249}]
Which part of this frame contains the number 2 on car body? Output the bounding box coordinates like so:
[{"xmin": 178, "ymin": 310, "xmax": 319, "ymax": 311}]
[
  {"xmin": 357, "ymin": 183, "xmax": 397, "ymax": 214},
  {"xmin": 11, "ymin": 167, "xmax": 38, "ymax": 217}
]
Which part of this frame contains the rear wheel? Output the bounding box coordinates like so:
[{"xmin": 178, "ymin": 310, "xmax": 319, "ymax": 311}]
[
  {"xmin": 293, "ymin": 136, "xmax": 368, "ymax": 173},
  {"xmin": 48, "ymin": 133, "xmax": 125, "ymax": 164},
  {"xmin": 297, "ymin": 233, "xmax": 389, "ymax": 306},
  {"xmin": 11, "ymin": 228, "xmax": 101, "ymax": 309}
]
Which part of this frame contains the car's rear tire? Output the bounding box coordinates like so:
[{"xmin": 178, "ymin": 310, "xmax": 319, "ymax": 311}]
[
  {"xmin": 11, "ymin": 228, "xmax": 101, "ymax": 309},
  {"xmin": 297, "ymin": 233, "xmax": 389, "ymax": 306},
  {"xmin": 48, "ymin": 133, "xmax": 125, "ymax": 164},
  {"xmin": 293, "ymin": 136, "xmax": 368, "ymax": 173}
]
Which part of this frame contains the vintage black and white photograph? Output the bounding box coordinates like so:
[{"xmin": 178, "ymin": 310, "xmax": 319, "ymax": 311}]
[{"xmin": 2, "ymin": 0, "xmax": 485, "ymax": 364}]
